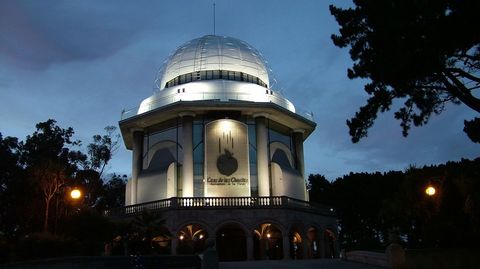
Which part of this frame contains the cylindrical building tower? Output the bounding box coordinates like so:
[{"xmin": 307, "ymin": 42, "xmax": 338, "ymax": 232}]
[{"xmin": 118, "ymin": 35, "xmax": 338, "ymax": 261}]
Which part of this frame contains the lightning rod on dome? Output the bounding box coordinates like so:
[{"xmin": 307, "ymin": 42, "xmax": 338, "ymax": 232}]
[{"xmin": 213, "ymin": 2, "xmax": 216, "ymax": 35}]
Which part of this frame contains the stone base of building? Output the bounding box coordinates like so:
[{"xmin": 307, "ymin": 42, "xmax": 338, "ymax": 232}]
[{"xmin": 108, "ymin": 196, "xmax": 339, "ymax": 261}]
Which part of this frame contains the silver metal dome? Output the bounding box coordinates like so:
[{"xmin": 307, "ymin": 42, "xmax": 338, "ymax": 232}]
[
  {"xmin": 157, "ymin": 35, "xmax": 270, "ymax": 90},
  {"xmin": 118, "ymin": 35, "xmax": 319, "ymax": 122}
]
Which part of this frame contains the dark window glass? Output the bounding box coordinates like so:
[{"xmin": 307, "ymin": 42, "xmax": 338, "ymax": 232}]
[
  {"xmin": 248, "ymin": 124, "xmax": 257, "ymax": 165},
  {"xmin": 143, "ymin": 127, "xmax": 180, "ymax": 170},
  {"xmin": 193, "ymin": 122, "xmax": 204, "ymax": 195},
  {"xmin": 221, "ymin": 70, "xmax": 228, "ymax": 79},
  {"xmin": 234, "ymin": 72, "xmax": 241, "ymax": 81},
  {"xmin": 164, "ymin": 70, "xmax": 267, "ymax": 88},
  {"xmin": 248, "ymin": 124, "xmax": 258, "ymax": 195},
  {"xmin": 269, "ymin": 128, "xmax": 292, "ymax": 151}
]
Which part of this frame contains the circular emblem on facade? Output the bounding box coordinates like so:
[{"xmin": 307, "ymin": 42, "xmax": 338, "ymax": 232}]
[{"xmin": 216, "ymin": 149, "xmax": 238, "ymax": 176}]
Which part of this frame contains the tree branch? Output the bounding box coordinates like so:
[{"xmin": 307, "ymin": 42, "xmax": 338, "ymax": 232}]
[
  {"xmin": 441, "ymin": 71, "xmax": 480, "ymax": 113},
  {"xmin": 454, "ymin": 52, "xmax": 480, "ymax": 62},
  {"xmin": 414, "ymin": 85, "xmax": 448, "ymax": 91},
  {"xmin": 446, "ymin": 68, "xmax": 480, "ymax": 83}
]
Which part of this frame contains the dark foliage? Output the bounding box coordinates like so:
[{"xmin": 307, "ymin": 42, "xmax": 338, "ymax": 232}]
[
  {"xmin": 464, "ymin": 117, "xmax": 480, "ymax": 143},
  {"xmin": 10, "ymin": 233, "xmax": 77, "ymax": 261},
  {"xmin": 0, "ymin": 120, "xmax": 125, "ymax": 262},
  {"xmin": 330, "ymin": 0, "xmax": 480, "ymax": 142},
  {"xmin": 128, "ymin": 209, "xmax": 171, "ymax": 255},
  {"xmin": 97, "ymin": 174, "xmax": 128, "ymax": 211},
  {"xmin": 60, "ymin": 209, "xmax": 115, "ymax": 256},
  {"xmin": 308, "ymin": 158, "xmax": 480, "ymax": 250}
]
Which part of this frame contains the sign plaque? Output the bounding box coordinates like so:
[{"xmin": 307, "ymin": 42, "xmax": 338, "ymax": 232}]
[{"xmin": 204, "ymin": 119, "xmax": 250, "ymax": 197}]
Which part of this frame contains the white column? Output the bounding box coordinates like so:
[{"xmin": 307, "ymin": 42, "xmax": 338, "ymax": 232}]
[
  {"xmin": 180, "ymin": 112, "xmax": 195, "ymax": 197},
  {"xmin": 131, "ymin": 130, "xmax": 144, "ymax": 204},
  {"xmin": 293, "ymin": 129, "xmax": 307, "ymax": 201},
  {"xmin": 254, "ymin": 114, "xmax": 270, "ymax": 197}
]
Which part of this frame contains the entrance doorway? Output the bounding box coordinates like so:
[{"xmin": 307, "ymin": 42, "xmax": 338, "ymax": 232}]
[
  {"xmin": 289, "ymin": 230, "xmax": 303, "ymax": 259},
  {"xmin": 253, "ymin": 223, "xmax": 283, "ymax": 260},
  {"xmin": 216, "ymin": 223, "xmax": 247, "ymax": 261},
  {"xmin": 324, "ymin": 229, "xmax": 336, "ymax": 258}
]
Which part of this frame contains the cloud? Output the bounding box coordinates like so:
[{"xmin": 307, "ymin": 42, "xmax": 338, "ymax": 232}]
[
  {"xmin": 1, "ymin": 0, "xmax": 478, "ymax": 181},
  {"xmin": 0, "ymin": 1, "xmax": 154, "ymax": 69}
]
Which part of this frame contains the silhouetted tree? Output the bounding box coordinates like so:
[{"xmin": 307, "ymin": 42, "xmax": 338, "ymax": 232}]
[
  {"xmin": 330, "ymin": 0, "xmax": 480, "ymax": 142},
  {"xmin": 20, "ymin": 120, "xmax": 80, "ymax": 232},
  {"xmin": 1, "ymin": 120, "xmax": 123, "ymax": 238},
  {"xmin": 0, "ymin": 120, "xmax": 127, "ymax": 261},
  {"xmin": 464, "ymin": 117, "xmax": 480, "ymax": 143},
  {"xmin": 308, "ymin": 158, "xmax": 480, "ymax": 250},
  {"xmin": 86, "ymin": 126, "xmax": 120, "ymax": 178},
  {"xmin": 98, "ymin": 173, "xmax": 127, "ymax": 211},
  {"xmin": 330, "ymin": 171, "xmax": 403, "ymax": 250},
  {"xmin": 0, "ymin": 134, "xmax": 24, "ymax": 236},
  {"xmin": 307, "ymin": 174, "xmax": 333, "ymax": 204},
  {"xmin": 61, "ymin": 208, "xmax": 115, "ymax": 255},
  {"xmin": 75, "ymin": 126, "xmax": 120, "ymax": 210},
  {"xmin": 130, "ymin": 209, "xmax": 171, "ymax": 254}
]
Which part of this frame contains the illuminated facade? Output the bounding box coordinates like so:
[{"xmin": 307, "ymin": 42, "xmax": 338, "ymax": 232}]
[{"xmin": 118, "ymin": 35, "xmax": 337, "ymax": 260}]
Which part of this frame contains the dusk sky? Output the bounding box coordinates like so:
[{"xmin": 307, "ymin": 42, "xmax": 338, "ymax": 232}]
[{"xmin": 1, "ymin": 0, "xmax": 478, "ymax": 180}]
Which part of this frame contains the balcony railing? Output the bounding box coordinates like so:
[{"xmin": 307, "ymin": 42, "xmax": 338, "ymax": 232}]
[
  {"xmin": 105, "ymin": 196, "xmax": 335, "ymax": 217},
  {"xmin": 120, "ymin": 89, "xmax": 314, "ymax": 122}
]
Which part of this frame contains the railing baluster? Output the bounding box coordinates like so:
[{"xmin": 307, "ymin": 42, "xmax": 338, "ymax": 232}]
[{"xmin": 106, "ymin": 196, "xmax": 334, "ymax": 217}]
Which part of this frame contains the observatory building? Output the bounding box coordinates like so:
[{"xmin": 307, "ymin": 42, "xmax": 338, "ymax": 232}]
[{"xmin": 118, "ymin": 35, "xmax": 337, "ymax": 260}]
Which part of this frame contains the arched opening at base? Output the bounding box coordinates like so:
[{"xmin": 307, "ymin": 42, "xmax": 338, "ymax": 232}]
[
  {"xmin": 289, "ymin": 231, "xmax": 303, "ymax": 260},
  {"xmin": 177, "ymin": 224, "xmax": 209, "ymax": 254},
  {"xmin": 324, "ymin": 229, "xmax": 336, "ymax": 259},
  {"xmin": 151, "ymin": 235, "xmax": 171, "ymax": 255},
  {"xmin": 216, "ymin": 223, "xmax": 247, "ymax": 261},
  {"xmin": 253, "ymin": 223, "xmax": 283, "ymax": 260},
  {"xmin": 307, "ymin": 226, "xmax": 321, "ymax": 258}
]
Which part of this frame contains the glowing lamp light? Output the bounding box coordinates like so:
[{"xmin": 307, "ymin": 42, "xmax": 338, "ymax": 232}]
[
  {"xmin": 425, "ymin": 186, "xmax": 436, "ymax": 196},
  {"xmin": 199, "ymin": 234, "xmax": 204, "ymax": 239},
  {"xmin": 219, "ymin": 120, "xmax": 233, "ymax": 132},
  {"xmin": 70, "ymin": 189, "xmax": 82, "ymax": 199},
  {"xmin": 266, "ymin": 233, "xmax": 271, "ymax": 239},
  {"xmin": 179, "ymin": 235, "xmax": 184, "ymax": 240}
]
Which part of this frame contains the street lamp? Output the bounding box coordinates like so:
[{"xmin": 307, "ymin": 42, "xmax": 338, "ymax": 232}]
[
  {"xmin": 70, "ymin": 188, "xmax": 82, "ymax": 200},
  {"xmin": 425, "ymin": 185, "xmax": 436, "ymax": 196}
]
